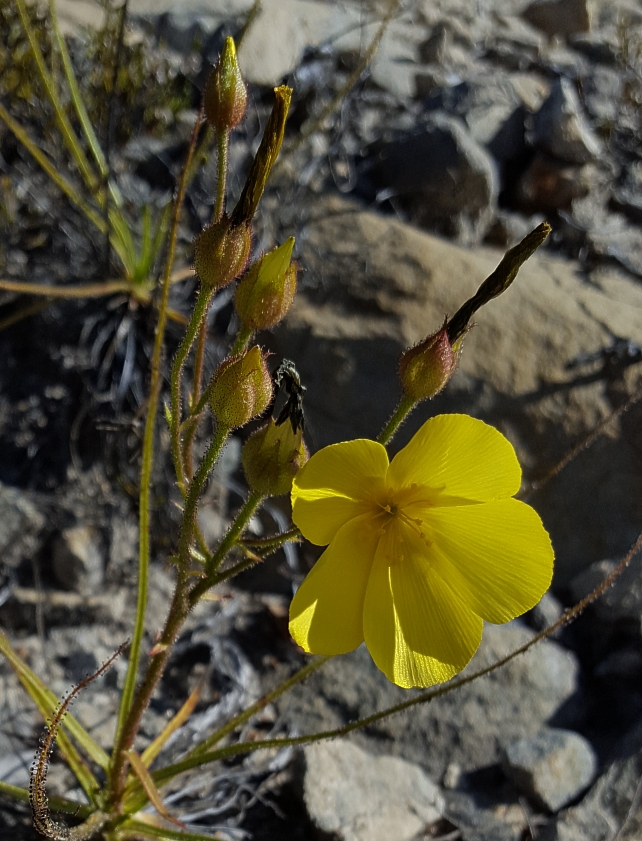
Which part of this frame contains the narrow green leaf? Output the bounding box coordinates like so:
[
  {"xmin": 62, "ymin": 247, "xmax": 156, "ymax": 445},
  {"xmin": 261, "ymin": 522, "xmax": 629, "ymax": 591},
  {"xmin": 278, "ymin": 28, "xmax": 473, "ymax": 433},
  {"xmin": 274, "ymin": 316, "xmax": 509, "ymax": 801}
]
[
  {"xmin": 0, "ymin": 102, "xmax": 106, "ymax": 235},
  {"xmin": 0, "ymin": 780, "xmax": 93, "ymax": 819},
  {"xmin": 119, "ymin": 818, "xmax": 223, "ymax": 841},
  {"xmin": 15, "ymin": 0, "xmax": 100, "ymax": 195}
]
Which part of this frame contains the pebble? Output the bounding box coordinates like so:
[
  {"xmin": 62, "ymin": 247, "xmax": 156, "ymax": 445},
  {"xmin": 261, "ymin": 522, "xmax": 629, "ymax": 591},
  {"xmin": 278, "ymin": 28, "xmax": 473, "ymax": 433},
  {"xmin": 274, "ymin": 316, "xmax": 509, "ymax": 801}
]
[
  {"xmin": 502, "ymin": 728, "xmax": 598, "ymax": 812},
  {"xmin": 302, "ymin": 740, "xmax": 445, "ymax": 841}
]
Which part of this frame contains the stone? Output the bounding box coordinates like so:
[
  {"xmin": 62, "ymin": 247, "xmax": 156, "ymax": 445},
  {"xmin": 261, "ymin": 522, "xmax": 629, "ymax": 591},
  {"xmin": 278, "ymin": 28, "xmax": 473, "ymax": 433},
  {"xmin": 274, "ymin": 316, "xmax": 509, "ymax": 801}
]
[
  {"xmin": 302, "ymin": 740, "xmax": 445, "ymax": 841},
  {"xmin": 279, "ymin": 622, "xmax": 580, "ymax": 783},
  {"xmin": 276, "ymin": 194, "xmax": 642, "ymax": 581},
  {"xmin": 109, "ymin": 515, "xmax": 138, "ymax": 573},
  {"xmin": 530, "ymin": 77, "xmax": 602, "ymax": 164},
  {"xmin": 237, "ymin": 0, "xmax": 333, "ymax": 86},
  {"xmin": 587, "ymin": 212, "xmax": 642, "ymax": 279},
  {"xmin": 502, "ymin": 728, "xmax": 597, "ymax": 812},
  {"xmin": 0, "ymin": 586, "xmax": 126, "ymax": 629},
  {"xmin": 540, "ymin": 720, "xmax": 642, "ymax": 840},
  {"xmin": 514, "ymin": 152, "xmax": 591, "ymax": 211},
  {"xmin": 569, "ymin": 558, "xmax": 642, "ymax": 628},
  {"xmin": 52, "ymin": 525, "xmax": 104, "ymax": 593},
  {"xmin": 525, "ymin": 590, "xmax": 564, "ymax": 634},
  {"xmin": 483, "ymin": 15, "xmax": 545, "ymax": 71},
  {"xmin": 368, "ymin": 113, "xmax": 498, "ymax": 244},
  {"xmin": 522, "ymin": 0, "xmax": 592, "ymax": 39},
  {"xmin": 0, "ymin": 483, "xmax": 45, "ymax": 569},
  {"xmin": 425, "ymin": 72, "xmax": 526, "ymax": 157},
  {"xmin": 581, "ymin": 65, "xmax": 623, "ymax": 124}
]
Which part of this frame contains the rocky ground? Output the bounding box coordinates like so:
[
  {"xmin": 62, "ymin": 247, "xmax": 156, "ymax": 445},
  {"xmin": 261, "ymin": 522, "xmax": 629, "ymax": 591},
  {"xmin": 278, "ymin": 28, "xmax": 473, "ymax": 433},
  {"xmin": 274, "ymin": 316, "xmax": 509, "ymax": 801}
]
[{"xmin": 1, "ymin": 0, "xmax": 641, "ymax": 839}]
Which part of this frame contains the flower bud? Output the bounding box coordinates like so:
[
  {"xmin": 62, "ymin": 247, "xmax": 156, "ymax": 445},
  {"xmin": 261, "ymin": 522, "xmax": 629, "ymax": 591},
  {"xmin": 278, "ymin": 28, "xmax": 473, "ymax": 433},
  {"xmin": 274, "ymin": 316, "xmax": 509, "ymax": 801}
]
[
  {"xmin": 242, "ymin": 418, "xmax": 308, "ymax": 497},
  {"xmin": 194, "ymin": 219, "xmax": 251, "ymax": 291},
  {"xmin": 235, "ymin": 238, "xmax": 297, "ymax": 330},
  {"xmin": 399, "ymin": 322, "xmax": 457, "ymax": 402},
  {"xmin": 209, "ymin": 346, "xmax": 272, "ymax": 429},
  {"xmin": 204, "ymin": 37, "xmax": 247, "ymax": 133}
]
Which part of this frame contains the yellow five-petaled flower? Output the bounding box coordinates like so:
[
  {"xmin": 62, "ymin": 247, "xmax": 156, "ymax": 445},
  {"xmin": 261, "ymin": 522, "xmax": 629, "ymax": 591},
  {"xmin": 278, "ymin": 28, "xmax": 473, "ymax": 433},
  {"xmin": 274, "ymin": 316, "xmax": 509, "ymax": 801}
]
[{"xmin": 288, "ymin": 414, "xmax": 554, "ymax": 688}]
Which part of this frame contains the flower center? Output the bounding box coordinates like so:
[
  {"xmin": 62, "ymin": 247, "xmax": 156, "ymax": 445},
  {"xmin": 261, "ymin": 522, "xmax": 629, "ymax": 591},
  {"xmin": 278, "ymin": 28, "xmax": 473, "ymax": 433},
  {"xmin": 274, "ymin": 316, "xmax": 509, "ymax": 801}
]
[{"xmin": 373, "ymin": 492, "xmax": 432, "ymax": 550}]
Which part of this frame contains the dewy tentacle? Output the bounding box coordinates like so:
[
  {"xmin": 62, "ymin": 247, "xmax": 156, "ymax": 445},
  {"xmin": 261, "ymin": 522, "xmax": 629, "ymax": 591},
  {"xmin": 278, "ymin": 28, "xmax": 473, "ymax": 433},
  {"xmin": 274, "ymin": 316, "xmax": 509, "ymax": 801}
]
[{"xmin": 30, "ymin": 641, "xmax": 128, "ymax": 840}]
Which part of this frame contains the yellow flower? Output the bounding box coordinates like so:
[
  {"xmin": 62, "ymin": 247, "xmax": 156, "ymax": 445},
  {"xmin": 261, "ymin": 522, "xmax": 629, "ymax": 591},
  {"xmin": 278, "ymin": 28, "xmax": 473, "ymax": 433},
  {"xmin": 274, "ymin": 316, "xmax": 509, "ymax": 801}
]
[{"xmin": 288, "ymin": 414, "xmax": 554, "ymax": 688}]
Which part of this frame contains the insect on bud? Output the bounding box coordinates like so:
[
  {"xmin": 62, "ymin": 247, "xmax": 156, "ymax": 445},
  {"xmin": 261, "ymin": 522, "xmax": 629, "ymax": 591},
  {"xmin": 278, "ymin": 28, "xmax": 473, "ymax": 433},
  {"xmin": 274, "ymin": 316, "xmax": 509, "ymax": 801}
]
[
  {"xmin": 194, "ymin": 219, "xmax": 251, "ymax": 291},
  {"xmin": 399, "ymin": 322, "xmax": 458, "ymax": 402},
  {"xmin": 242, "ymin": 418, "xmax": 308, "ymax": 497},
  {"xmin": 209, "ymin": 347, "xmax": 273, "ymax": 429},
  {"xmin": 204, "ymin": 37, "xmax": 247, "ymax": 133},
  {"xmin": 235, "ymin": 237, "xmax": 297, "ymax": 330}
]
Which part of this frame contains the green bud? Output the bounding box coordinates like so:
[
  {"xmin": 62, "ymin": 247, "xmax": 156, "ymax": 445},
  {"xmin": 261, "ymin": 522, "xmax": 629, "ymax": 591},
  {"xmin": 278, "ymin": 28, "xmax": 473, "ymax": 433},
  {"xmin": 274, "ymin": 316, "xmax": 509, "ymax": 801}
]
[
  {"xmin": 194, "ymin": 219, "xmax": 251, "ymax": 291},
  {"xmin": 209, "ymin": 346, "xmax": 272, "ymax": 429},
  {"xmin": 204, "ymin": 37, "xmax": 247, "ymax": 133},
  {"xmin": 399, "ymin": 322, "xmax": 457, "ymax": 402},
  {"xmin": 235, "ymin": 238, "xmax": 297, "ymax": 330},
  {"xmin": 242, "ymin": 418, "xmax": 308, "ymax": 497}
]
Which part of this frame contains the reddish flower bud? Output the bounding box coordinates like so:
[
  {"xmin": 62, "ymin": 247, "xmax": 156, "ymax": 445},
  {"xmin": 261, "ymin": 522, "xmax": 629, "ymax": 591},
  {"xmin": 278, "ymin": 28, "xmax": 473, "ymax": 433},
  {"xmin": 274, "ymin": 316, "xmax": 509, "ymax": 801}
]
[
  {"xmin": 235, "ymin": 237, "xmax": 297, "ymax": 330},
  {"xmin": 242, "ymin": 418, "xmax": 308, "ymax": 497},
  {"xmin": 194, "ymin": 219, "xmax": 251, "ymax": 291},
  {"xmin": 399, "ymin": 322, "xmax": 458, "ymax": 402},
  {"xmin": 204, "ymin": 37, "xmax": 247, "ymax": 133},
  {"xmin": 209, "ymin": 346, "xmax": 272, "ymax": 429}
]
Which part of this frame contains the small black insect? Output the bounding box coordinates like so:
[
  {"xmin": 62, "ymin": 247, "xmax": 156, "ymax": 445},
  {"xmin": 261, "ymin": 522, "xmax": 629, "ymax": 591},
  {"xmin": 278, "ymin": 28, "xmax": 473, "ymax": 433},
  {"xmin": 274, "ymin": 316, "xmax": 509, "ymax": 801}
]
[{"xmin": 273, "ymin": 359, "xmax": 306, "ymax": 434}]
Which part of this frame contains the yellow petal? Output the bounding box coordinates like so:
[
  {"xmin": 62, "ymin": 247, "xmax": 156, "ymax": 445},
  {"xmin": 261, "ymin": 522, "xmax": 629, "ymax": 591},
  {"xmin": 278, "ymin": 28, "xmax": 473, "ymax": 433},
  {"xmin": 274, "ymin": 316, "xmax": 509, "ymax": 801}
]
[
  {"xmin": 289, "ymin": 514, "xmax": 379, "ymax": 655},
  {"xmin": 363, "ymin": 522, "xmax": 483, "ymax": 688},
  {"xmin": 388, "ymin": 414, "xmax": 521, "ymax": 502},
  {"xmin": 292, "ymin": 439, "xmax": 388, "ymax": 545},
  {"xmin": 424, "ymin": 498, "xmax": 554, "ymax": 624}
]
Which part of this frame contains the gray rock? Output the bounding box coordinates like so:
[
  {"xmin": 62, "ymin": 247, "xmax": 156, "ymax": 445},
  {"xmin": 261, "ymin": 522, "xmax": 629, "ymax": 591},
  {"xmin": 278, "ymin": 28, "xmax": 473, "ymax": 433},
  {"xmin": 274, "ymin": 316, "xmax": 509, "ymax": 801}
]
[
  {"xmin": 279, "ymin": 623, "xmax": 579, "ymax": 783},
  {"xmin": 302, "ymin": 740, "xmax": 445, "ymax": 841},
  {"xmin": 515, "ymin": 151, "xmax": 591, "ymax": 211},
  {"xmin": 522, "ymin": 0, "xmax": 592, "ymax": 38},
  {"xmin": 445, "ymin": 789, "xmax": 529, "ymax": 841},
  {"xmin": 525, "ymin": 590, "xmax": 564, "ymax": 634},
  {"xmin": 237, "ymin": 0, "xmax": 333, "ymax": 85},
  {"xmin": 0, "ymin": 483, "xmax": 45, "ymax": 569},
  {"xmin": 587, "ymin": 213, "xmax": 642, "ymax": 279},
  {"xmin": 486, "ymin": 209, "xmax": 546, "ymax": 247},
  {"xmin": 594, "ymin": 648, "xmax": 642, "ymax": 679},
  {"xmin": 541, "ymin": 720, "xmax": 642, "ymax": 840},
  {"xmin": 109, "ymin": 515, "xmax": 138, "ymax": 572},
  {"xmin": 484, "ymin": 14, "xmax": 545, "ymax": 70},
  {"xmin": 428, "ymin": 72, "xmax": 527, "ymax": 157},
  {"xmin": 530, "ymin": 77, "xmax": 602, "ymax": 164},
  {"xmin": 52, "ymin": 525, "xmax": 104, "ymax": 593},
  {"xmin": 582, "ymin": 65, "xmax": 623, "ymax": 124},
  {"xmin": 502, "ymin": 728, "xmax": 597, "ymax": 812},
  {"xmin": 371, "ymin": 113, "xmax": 498, "ymax": 244},
  {"xmin": 0, "ymin": 586, "xmax": 126, "ymax": 629},
  {"xmin": 569, "ymin": 558, "xmax": 642, "ymax": 629}
]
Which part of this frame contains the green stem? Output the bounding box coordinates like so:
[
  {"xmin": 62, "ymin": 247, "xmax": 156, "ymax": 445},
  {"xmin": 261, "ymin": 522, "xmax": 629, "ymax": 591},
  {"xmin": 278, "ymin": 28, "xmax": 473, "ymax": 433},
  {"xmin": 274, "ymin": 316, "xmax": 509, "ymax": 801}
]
[
  {"xmin": 170, "ymin": 288, "xmax": 214, "ymax": 492},
  {"xmin": 377, "ymin": 395, "xmax": 415, "ymax": 446},
  {"xmin": 229, "ymin": 323, "xmax": 253, "ymax": 356},
  {"xmin": 184, "ymin": 319, "xmax": 209, "ymax": 479},
  {"xmin": 178, "ymin": 424, "xmax": 229, "ymax": 569},
  {"xmin": 214, "ymin": 130, "xmax": 229, "ymax": 223},
  {"xmin": 110, "ymin": 107, "xmax": 204, "ymax": 805},
  {"xmin": 191, "ymin": 491, "xmax": 263, "ymax": 603},
  {"xmin": 239, "ymin": 527, "xmax": 301, "ymax": 553}
]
